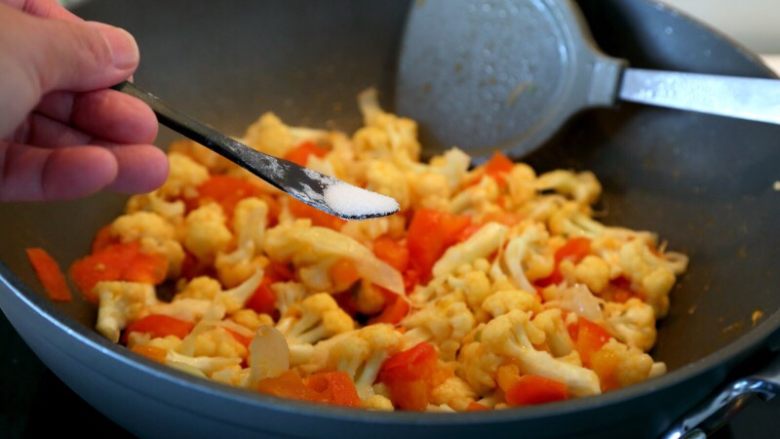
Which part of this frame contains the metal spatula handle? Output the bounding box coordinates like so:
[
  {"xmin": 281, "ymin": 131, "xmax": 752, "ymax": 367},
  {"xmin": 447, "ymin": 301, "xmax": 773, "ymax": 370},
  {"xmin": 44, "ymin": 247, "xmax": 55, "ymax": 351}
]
[{"xmin": 619, "ymin": 69, "xmax": 780, "ymax": 125}]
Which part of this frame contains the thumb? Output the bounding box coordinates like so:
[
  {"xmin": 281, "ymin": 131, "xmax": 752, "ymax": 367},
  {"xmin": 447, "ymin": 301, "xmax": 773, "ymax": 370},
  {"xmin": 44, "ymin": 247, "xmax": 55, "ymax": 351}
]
[{"xmin": 27, "ymin": 19, "xmax": 140, "ymax": 93}]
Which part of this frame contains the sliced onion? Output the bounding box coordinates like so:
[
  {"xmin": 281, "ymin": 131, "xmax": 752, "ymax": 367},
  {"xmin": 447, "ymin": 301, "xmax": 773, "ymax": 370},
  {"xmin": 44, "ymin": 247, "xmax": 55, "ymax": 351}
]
[{"xmin": 247, "ymin": 325, "xmax": 290, "ymax": 387}]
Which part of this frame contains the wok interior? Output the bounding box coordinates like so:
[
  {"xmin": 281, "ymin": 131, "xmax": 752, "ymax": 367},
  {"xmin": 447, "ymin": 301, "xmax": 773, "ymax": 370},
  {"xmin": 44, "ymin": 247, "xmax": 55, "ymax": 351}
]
[{"xmin": 2, "ymin": 0, "xmax": 778, "ymax": 382}]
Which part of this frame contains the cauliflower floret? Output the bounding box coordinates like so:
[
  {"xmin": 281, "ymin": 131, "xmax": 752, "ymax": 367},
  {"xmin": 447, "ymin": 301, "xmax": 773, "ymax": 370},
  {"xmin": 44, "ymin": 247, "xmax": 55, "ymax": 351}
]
[
  {"xmin": 593, "ymin": 339, "xmax": 656, "ymax": 389},
  {"xmin": 230, "ymin": 309, "xmax": 274, "ymax": 332},
  {"xmin": 402, "ymin": 296, "xmax": 475, "ymax": 361},
  {"xmin": 481, "ymin": 289, "xmax": 541, "ymax": 319},
  {"xmin": 95, "ymin": 281, "xmax": 158, "ymax": 343},
  {"xmin": 535, "ymin": 170, "xmax": 601, "ymax": 206},
  {"xmin": 480, "ymin": 310, "xmax": 600, "ymax": 397},
  {"xmin": 264, "ymin": 220, "xmax": 403, "ymax": 294},
  {"xmin": 191, "ymin": 327, "xmax": 247, "ymax": 358},
  {"xmin": 340, "ymin": 217, "xmax": 390, "ymax": 247},
  {"xmin": 365, "ymin": 161, "xmax": 411, "ymax": 211},
  {"xmin": 603, "ymin": 298, "xmax": 657, "ymax": 352},
  {"xmin": 432, "ymin": 222, "xmax": 508, "ymax": 278},
  {"xmin": 157, "ymin": 152, "xmax": 210, "ymax": 199},
  {"xmin": 446, "ymin": 260, "xmax": 493, "ymax": 316},
  {"xmin": 276, "ymin": 293, "xmax": 355, "ymax": 365},
  {"xmin": 126, "ymin": 191, "xmax": 186, "ymax": 225},
  {"xmin": 175, "ymin": 276, "xmax": 222, "ymax": 301},
  {"xmin": 457, "ymin": 339, "xmax": 503, "ymax": 395},
  {"xmin": 215, "ymin": 197, "xmax": 268, "ymax": 287},
  {"xmin": 326, "ymin": 324, "xmax": 402, "ymax": 398},
  {"xmin": 532, "ymin": 309, "xmax": 574, "ymax": 357},
  {"xmin": 505, "ymin": 163, "xmax": 537, "ymax": 207},
  {"xmin": 503, "ymin": 222, "xmax": 555, "ymax": 292},
  {"xmin": 210, "ymin": 365, "xmax": 250, "ymax": 387},
  {"xmin": 110, "ymin": 211, "xmax": 185, "ymax": 278},
  {"xmin": 430, "ymin": 376, "xmax": 477, "ymax": 411},
  {"xmin": 183, "ymin": 203, "xmax": 233, "ymax": 263},
  {"xmin": 168, "ymin": 138, "xmax": 233, "ymax": 173},
  {"xmin": 126, "ymin": 333, "xmax": 183, "ymax": 352},
  {"xmin": 428, "ymin": 148, "xmax": 471, "ymax": 191},
  {"xmin": 354, "ymin": 88, "xmax": 420, "ymax": 163},
  {"xmin": 148, "ymin": 298, "xmax": 212, "ymax": 322},
  {"xmin": 559, "ymin": 255, "xmax": 611, "ymax": 294},
  {"xmin": 449, "ymin": 175, "xmax": 500, "ymax": 214},
  {"xmin": 353, "ymin": 281, "xmax": 388, "ymax": 315},
  {"xmin": 242, "ymin": 112, "xmax": 296, "ymax": 158},
  {"xmin": 411, "ymin": 259, "xmax": 491, "ymax": 309},
  {"xmin": 409, "ymin": 171, "xmax": 451, "ymax": 211},
  {"xmin": 618, "ymin": 240, "xmax": 688, "ymax": 317},
  {"xmin": 214, "ymin": 270, "xmax": 265, "ymax": 313},
  {"xmin": 361, "ymin": 394, "xmax": 395, "ymax": 411},
  {"xmin": 272, "ymin": 282, "xmax": 307, "ymax": 315},
  {"xmin": 165, "ymin": 350, "xmax": 242, "ymax": 375}
]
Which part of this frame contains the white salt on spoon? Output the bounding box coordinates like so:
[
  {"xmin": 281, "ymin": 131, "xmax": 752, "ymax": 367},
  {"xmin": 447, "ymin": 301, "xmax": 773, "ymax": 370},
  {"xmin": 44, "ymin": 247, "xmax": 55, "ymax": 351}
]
[{"xmin": 323, "ymin": 182, "xmax": 400, "ymax": 219}]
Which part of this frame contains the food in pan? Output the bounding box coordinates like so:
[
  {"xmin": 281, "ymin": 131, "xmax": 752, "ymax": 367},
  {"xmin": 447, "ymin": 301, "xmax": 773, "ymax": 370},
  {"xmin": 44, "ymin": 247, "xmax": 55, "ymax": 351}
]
[{"xmin": 61, "ymin": 90, "xmax": 687, "ymax": 411}]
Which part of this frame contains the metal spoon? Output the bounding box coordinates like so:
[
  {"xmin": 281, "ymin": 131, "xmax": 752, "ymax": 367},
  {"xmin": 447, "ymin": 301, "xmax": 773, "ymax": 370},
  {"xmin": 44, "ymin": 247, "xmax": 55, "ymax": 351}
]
[{"xmin": 113, "ymin": 81, "xmax": 398, "ymax": 220}]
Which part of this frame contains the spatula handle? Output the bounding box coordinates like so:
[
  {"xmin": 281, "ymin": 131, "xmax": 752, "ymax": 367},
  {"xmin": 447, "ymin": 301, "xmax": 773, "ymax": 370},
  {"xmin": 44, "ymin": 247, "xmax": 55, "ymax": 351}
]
[{"xmin": 619, "ymin": 68, "xmax": 780, "ymax": 125}]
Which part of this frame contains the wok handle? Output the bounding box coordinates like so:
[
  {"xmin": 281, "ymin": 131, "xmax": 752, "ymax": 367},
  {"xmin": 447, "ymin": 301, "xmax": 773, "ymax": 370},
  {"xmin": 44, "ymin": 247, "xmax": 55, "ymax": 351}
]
[{"xmin": 661, "ymin": 354, "xmax": 780, "ymax": 439}]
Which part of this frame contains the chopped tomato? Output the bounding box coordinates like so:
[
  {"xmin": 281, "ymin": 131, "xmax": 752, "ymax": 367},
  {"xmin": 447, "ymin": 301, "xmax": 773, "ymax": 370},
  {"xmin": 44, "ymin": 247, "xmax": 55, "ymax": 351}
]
[
  {"xmin": 368, "ymin": 295, "xmax": 410, "ymax": 325},
  {"xmin": 456, "ymin": 223, "xmax": 483, "ymax": 243},
  {"xmin": 386, "ymin": 379, "xmax": 429, "ymax": 411},
  {"xmin": 379, "ymin": 342, "xmax": 441, "ymax": 411},
  {"xmin": 555, "ymin": 237, "xmax": 591, "ymax": 264},
  {"xmin": 535, "ymin": 237, "xmax": 592, "ymax": 288},
  {"xmin": 196, "ymin": 175, "xmax": 267, "ymax": 218},
  {"xmin": 467, "ymin": 401, "xmax": 491, "ymax": 411},
  {"xmin": 602, "ymin": 276, "xmax": 644, "ymax": 303},
  {"xmin": 568, "ymin": 317, "xmax": 611, "ymax": 366},
  {"xmin": 505, "ymin": 375, "xmax": 568, "ymax": 406},
  {"xmin": 70, "ymin": 242, "xmax": 168, "ymax": 302},
  {"xmin": 288, "ymin": 198, "xmax": 345, "ymax": 230},
  {"xmin": 225, "ymin": 327, "xmax": 253, "ymax": 348},
  {"xmin": 283, "ymin": 141, "xmax": 329, "ymax": 166},
  {"xmin": 373, "ymin": 236, "xmax": 410, "ymax": 272},
  {"xmin": 257, "ymin": 370, "xmax": 323, "ymax": 402},
  {"xmin": 403, "ymin": 268, "xmax": 421, "ymax": 293},
  {"xmin": 484, "ymin": 152, "xmax": 514, "ymax": 187},
  {"xmin": 257, "ymin": 370, "xmax": 361, "ymax": 408},
  {"xmin": 131, "ymin": 345, "xmax": 167, "ymax": 363},
  {"xmin": 406, "ymin": 210, "xmax": 470, "ymax": 281},
  {"xmin": 266, "ymin": 261, "xmax": 295, "ymax": 282},
  {"xmin": 25, "ymin": 248, "xmax": 72, "ymax": 302},
  {"xmin": 91, "ymin": 225, "xmax": 116, "ymax": 253},
  {"xmin": 379, "ymin": 342, "xmax": 438, "ymax": 383},
  {"xmin": 305, "ymin": 371, "xmax": 361, "ymax": 407},
  {"xmin": 329, "ymin": 258, "xmax": 361, "ymax": 289},
  {"xmin": 246, "ymin": 276, "xmax": 277, "ymax": 315},
  {"xmin": 124, "ymin": 314, "xmax": 194, "ymax": 340}
]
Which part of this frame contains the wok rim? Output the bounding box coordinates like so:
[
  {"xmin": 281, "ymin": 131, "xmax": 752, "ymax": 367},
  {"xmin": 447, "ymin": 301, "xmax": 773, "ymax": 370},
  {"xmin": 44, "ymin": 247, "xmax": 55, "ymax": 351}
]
[{"xmin": 2, "ymin": 256, "xmax": 778, "ymax": 429}]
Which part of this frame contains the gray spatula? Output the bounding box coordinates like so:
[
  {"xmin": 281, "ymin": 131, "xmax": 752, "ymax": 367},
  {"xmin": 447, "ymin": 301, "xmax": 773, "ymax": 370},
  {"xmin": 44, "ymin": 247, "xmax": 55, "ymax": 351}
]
[{"xmin": 397, "ymin": 0, "xmax": 780, "ymax": 159}]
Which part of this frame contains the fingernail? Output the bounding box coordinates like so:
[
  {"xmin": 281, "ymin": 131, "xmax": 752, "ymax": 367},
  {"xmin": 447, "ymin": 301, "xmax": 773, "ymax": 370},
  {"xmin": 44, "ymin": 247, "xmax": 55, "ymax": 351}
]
[{"xmin": 90, "ymin": 22, "xmax": 139, "ymax": 69}]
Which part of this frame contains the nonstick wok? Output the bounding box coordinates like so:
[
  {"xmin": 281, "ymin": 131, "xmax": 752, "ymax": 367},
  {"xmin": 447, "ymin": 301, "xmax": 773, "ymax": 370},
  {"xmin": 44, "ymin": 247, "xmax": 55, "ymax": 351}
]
[{"xmin": 1, "ymin": 0, "xmax": 779, "ymax": 438}]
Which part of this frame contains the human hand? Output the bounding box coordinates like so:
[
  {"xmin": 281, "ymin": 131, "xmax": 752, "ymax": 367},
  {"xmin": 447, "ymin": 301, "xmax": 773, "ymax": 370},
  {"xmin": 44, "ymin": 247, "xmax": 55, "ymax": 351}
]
[{"xmin": 0, "ymin": 0, "xmax": 168, "ymax": 201}]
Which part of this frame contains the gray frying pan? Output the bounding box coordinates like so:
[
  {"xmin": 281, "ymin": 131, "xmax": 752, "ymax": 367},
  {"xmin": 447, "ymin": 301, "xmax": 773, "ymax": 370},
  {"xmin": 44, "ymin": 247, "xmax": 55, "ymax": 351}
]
[
  {"xmin": 398, "ymin": 0, "xmax": 780, "ymax": 159},
  {"xmin": 1, "ymin": 0, "xmax": 779, "ymax": 438}
]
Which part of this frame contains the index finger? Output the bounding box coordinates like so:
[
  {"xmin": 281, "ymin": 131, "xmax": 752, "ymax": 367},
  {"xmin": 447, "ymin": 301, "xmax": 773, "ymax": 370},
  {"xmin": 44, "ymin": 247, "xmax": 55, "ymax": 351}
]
[{"xmin": 0, "ymin": 0, "xmax": 81, "ymax": 21}]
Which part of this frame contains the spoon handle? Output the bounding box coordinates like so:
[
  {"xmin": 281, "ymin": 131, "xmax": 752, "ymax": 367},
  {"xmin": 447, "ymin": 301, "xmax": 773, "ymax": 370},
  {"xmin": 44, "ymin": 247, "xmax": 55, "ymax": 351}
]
[{"xmin": 111, "ymin": 81, "xmax": 398, "ymax": 220}]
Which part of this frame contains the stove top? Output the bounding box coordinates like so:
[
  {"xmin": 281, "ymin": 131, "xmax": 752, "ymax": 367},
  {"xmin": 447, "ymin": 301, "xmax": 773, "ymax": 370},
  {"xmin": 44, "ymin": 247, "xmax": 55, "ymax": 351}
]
[{"xmin": 1, "ymin": 312, "xmax": 777, "ymax": 438}]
